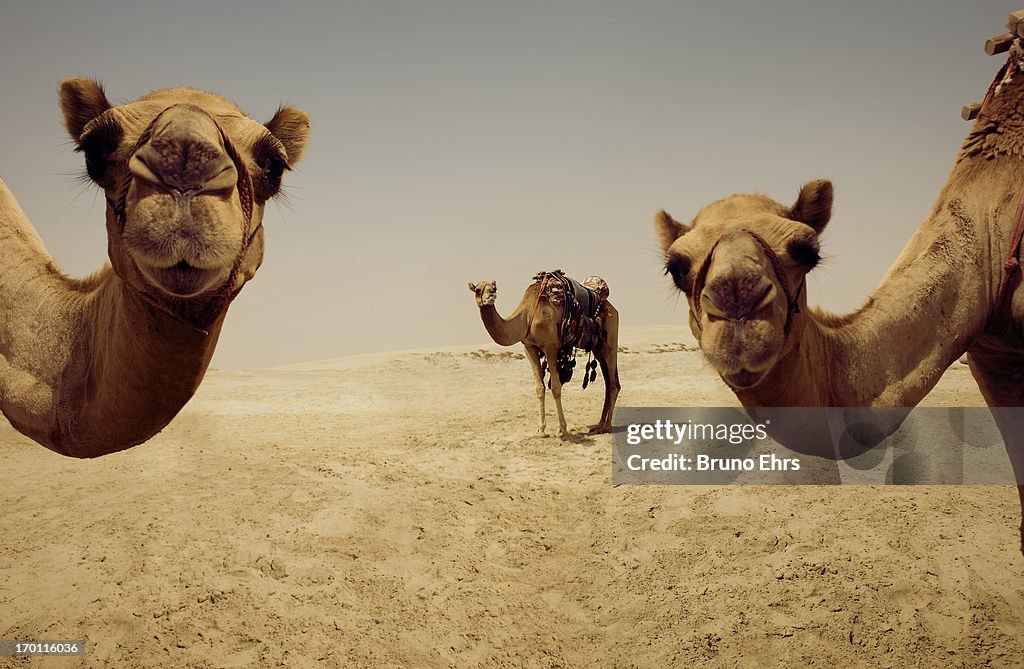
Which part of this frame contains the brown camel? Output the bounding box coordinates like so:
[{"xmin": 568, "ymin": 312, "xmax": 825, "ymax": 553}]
[
  {"xmin": 468, "ymin": 274, "xmax": 620, "ymax": 436},
  {"xmin": 654, "ymin": 29, "xmax": 1024, "ymax": 553},
  {"xmin": 0, "ymin": 79, "xmax": 310, "ymax": 458}
]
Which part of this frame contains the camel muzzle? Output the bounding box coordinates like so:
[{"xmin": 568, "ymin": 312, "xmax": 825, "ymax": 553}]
[
  {"xmin": 107, "ymin": 103, "xmax": 257, "ymax": 336},
  {"xmin": 692, "ymin": 229, "xmax": 804, "ymax": 338}
]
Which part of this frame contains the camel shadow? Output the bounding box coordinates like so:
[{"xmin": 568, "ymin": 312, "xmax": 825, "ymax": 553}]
[{"xmin": 561, "ymin": 431, "xmax": 594, "ymax": 445}]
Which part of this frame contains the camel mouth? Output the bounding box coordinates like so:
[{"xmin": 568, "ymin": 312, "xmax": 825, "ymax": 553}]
[
  {"xmin": 722, "ymin": 368, "xmax": 766, "ymax": 390},
  {"xmin": 141, "ymin": 260, "xmax": 224, "ymax": 298}
]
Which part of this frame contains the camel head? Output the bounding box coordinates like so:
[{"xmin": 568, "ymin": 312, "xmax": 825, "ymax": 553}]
[
  {"xmin": 59, "ymin": 78, "xmax": 310, "ymax": 308},
  {"xmin": 468, "ymin": 281, "xmax": 498, "ymax": 307},
  {"xmin": 655, "ymin": 180, "xmax": 832, "ymax": 390}
]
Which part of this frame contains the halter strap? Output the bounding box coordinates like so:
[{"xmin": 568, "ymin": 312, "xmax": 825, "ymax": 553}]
[
  {"xmin": 106, "ymin": 108, "xmax": 256, "ymax": 336},
  {"xmin": 690, "ymin": 229, "xmax": 804, "ymax": 337}
]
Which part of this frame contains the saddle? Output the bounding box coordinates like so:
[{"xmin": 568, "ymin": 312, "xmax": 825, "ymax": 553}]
[{"xmin": 532, "ymin": 270, "xmax": 611, "ymax": 388}]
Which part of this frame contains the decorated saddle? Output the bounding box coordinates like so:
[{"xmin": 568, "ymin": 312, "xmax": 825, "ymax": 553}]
[{"xmin": 531, "ymin": 270, "xmax": 611, "ymax": 388}]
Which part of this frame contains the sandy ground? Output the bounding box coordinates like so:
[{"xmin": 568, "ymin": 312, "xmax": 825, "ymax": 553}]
[{"xmin": 1, "ymin": 325, "xmax": 1023, "ymax": 668}]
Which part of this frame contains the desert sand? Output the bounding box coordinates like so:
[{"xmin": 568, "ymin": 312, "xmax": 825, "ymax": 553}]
[{"xmin": 1, "ymin": 325, "xmax": 1022, "ymax": 668}]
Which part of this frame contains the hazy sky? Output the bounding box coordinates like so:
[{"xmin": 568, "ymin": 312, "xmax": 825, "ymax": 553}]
[{"xmin": 0, "ymin": 1, "xmax": 1016, "ymax": 368}]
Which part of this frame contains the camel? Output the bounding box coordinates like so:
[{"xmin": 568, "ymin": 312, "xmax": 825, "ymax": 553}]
[
  {"xmin": 0, "ymin": 78, "xmax": 310, "ymax": 458},
  {"xmin": 655, "ymin": 33, "xmax": 1024, "ymax": 553},
  {"xmin": 468, "ymin": 274, "xmax": 620, "ymax": 436}
]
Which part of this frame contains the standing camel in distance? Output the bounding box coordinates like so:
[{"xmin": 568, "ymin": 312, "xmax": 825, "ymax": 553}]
[{"xmin": 469, "ymin": 272, "xmax": 620, "ymax": 437}]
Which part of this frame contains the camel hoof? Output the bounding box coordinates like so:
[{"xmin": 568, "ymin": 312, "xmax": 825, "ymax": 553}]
[{"xmin": 588, "ymin": 424, "xmax": 611, "ymax": 434}]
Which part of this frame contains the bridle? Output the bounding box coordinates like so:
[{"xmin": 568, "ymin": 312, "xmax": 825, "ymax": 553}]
[
  {"xmin": 104, "ymin": 108, "xmax": 257, "ymax": 337},
  {"xmin": 689, "ymin": 229, "xmax": 805, "ymax": 338}
]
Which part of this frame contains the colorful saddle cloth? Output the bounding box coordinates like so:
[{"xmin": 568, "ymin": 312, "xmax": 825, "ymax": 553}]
[
  {"xmin": 531, "ymin": 270, "xmax": 611, "ymax": 387},
  {"xmin": 532, "ymin": 270, "xmax": 609, "ymax": 339}
]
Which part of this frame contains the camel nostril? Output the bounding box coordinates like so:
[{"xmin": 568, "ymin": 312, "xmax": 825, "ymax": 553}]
[
  {"xmin": 704, "ymin": 275, "xmax": 774, "ymax": 320},
  {"xmin": 130, "ymin": 138, "xmax": 235, "ymax": 194},
  {"xmin": 127, "ymin": 105, "xmax": 236, "ymax": 195}
]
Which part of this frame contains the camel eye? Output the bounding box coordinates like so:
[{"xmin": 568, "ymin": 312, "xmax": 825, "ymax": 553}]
[
  {"xmin": 252, "ymin": 132, "xmax": 291, "ymax": 200},
  {"xmin": 665, "ymin": 253, "xmax": 692, "ymax": 293},
  {"xmin": 787, "ymin": 239, "xmax": 820, "ymax": 269},
  {"xmin": 76, "ymin": 117, "xmax": 122, "ymax": 188},
  {"xmin": 259, "ymin": 155, "xmax": 288, "ymax": 198}
]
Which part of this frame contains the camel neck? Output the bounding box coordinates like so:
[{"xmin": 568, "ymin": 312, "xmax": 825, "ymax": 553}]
[
  {"xmin": 478, "ymin": 302, "xmax": 529, "ymax": 346},
  {"xmin": 66, "ymin": 277, "xmax": 225, "ymax": 456},
  {"xmin": 0, "ymin": 179, "xmax": 223, "ymax": 457},
  {"xmin": 742, "ymin": 174, "xmax": 1007, "ymax": 408}
]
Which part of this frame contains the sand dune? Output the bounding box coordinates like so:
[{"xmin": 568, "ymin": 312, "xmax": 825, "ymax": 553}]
[{"xmin": 1, "ymin": 326, "xmax": 1021, "ymax": 667}]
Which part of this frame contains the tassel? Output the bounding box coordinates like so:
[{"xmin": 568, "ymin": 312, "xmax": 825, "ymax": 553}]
[{"xmin": 581, "ymin": 355, "xmax": 598, "ymax": 389}]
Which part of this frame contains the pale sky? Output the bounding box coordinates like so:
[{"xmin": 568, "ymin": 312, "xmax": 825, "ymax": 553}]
[{"xmin": 0, "ymin": 1, "xmax": 1015, "ymax": 368}]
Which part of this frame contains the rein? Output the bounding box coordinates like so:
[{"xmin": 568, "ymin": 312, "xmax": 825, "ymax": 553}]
[
  {"xmin": 104, "ymin": 109, "xmax": 256, "ymax": 337},
  {"xmin": 690, "ymin": 229, "xmax": 804, "ymax": 338},
  {"xmin": 530, "ymin": 272, "xmax": 551, "ymax": 324}
]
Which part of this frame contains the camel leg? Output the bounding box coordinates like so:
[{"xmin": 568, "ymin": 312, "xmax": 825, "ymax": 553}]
[
  {"xmin": 524, "ymin": 344, "xmax": 547, "ymax": 436},
  {"xmin": 590, "ymin": 306, "xmax": 621, "ymax": 434},
  {"xmin": 966, "ymin": 340, "xmax": 1024, "ymax": 556},
  {"xmin": 543, "ymin": 345, "xmax": 570, "ymax": 438}
]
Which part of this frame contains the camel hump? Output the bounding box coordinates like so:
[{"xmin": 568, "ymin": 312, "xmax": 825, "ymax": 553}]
[{"xmin": 566, "ymin": 277, "xmax": 598, "ymax": 320}]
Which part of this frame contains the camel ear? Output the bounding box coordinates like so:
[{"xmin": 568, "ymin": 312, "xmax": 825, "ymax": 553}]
[
  {"xmin": 789, "ymin": 179, "xmax": 833, "ymax": 233},
  {"xmin": 265, "ymin": 107, "xmax": 311, "ymax": 166},
  {"xmin": 468, "ymin": 282, "xmax": 477, "ymax": 293},
  {"xmin": 59, "ymin": 78, "xmax": 112, "ymax": 142},
  {"xmin": 654, "ymin": 210, "xmax": 690, "ymax": 252}
]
